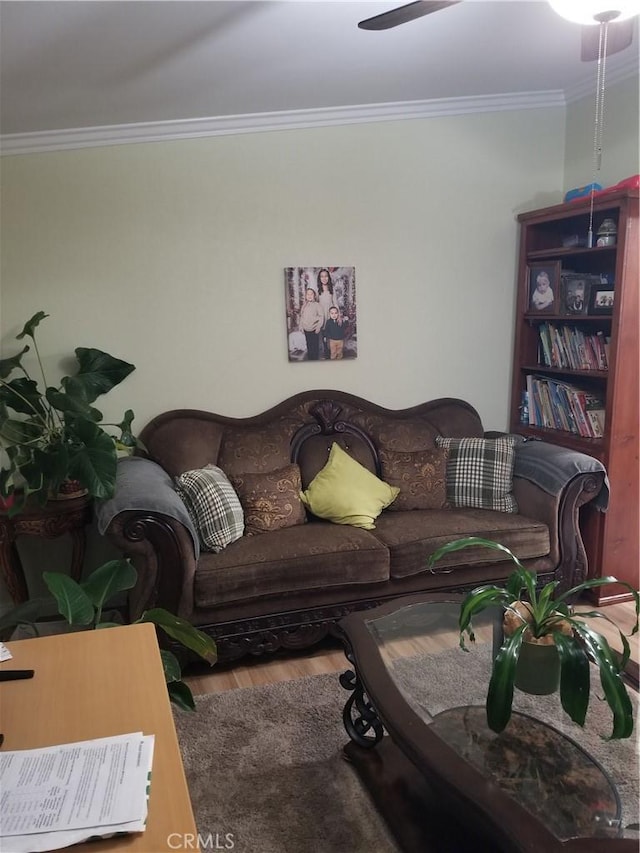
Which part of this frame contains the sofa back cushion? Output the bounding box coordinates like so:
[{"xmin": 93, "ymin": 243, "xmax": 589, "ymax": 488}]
[
  {"xmin": 296, "ymin": 434, "xmax": 377, "ymax": 489},
  {"xmin": 142, "ymin": 414, "xmax": 225, "ymax": 477},
  {"xmin": 139, "ymin": 394, "xmax": 487, "ymax": 489}
]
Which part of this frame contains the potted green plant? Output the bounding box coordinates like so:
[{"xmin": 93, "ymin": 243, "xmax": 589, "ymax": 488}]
[
  {"xmin": 0, "ymin": 558, "xmax": 217, "ymax": 711},
  {"xmin": 427, "ymin": 537, "xmax": 639, "ymax": 739},
  {"xmin": 0, "ymin": 311, "xmax": 138, "ymax": 516}
]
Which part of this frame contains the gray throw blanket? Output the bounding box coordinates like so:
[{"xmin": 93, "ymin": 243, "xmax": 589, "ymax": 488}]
[
  {"xmin": 513, "ymin": 438, "xmax": 609, "ymax": 511},
  {"xmin": 95, "ymin": 457, "xmax": 200, "ymax": 558}
]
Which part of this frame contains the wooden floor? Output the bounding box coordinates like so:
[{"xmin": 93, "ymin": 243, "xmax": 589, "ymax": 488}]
[{"xmin": 184, "ymin": 599, "xmax": 638, "ymax": 697}]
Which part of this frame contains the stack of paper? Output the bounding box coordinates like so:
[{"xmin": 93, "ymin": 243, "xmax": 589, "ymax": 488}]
[{"xmin": 0, "ymin": 732, "xmax": 154, "ymax": 852}]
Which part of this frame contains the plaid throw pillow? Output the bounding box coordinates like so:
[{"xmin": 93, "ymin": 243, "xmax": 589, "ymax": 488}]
[
  {"xmin": 175, "ymin": 465, "xmax": 245, "ymax": 552},
  {"xmin": 435, "ymin": 436, "xmax": 518, "ymax": 513}
]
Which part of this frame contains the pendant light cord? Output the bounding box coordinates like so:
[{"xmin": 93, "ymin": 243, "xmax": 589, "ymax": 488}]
[{"xmin": 588, "ymin": 20, "xmax": 610, "ymax": 247}]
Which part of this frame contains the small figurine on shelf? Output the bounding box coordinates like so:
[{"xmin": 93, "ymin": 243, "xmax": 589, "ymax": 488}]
[{"xmin": 596, "ymin": 218, "xmax": 617, "ymax": 247}]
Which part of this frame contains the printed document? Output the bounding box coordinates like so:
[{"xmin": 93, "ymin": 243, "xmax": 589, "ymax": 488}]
[{"xmin": 0, "ymin": 732, "xmax": 154, "ymax": 852}]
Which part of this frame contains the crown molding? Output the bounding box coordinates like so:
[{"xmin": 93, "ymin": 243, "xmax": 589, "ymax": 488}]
[
  {"xmin": 0, "ymin": 90, "xmax": 566, "ymax": 156},
  {"xmin": 564, "ymin": 53, "xmax": 639, "ymax": 103}
]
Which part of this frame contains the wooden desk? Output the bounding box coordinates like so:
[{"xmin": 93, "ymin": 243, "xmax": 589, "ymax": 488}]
[{"xmin": 0, "ymin": 623, "xmax": 199, "ymax": 852}]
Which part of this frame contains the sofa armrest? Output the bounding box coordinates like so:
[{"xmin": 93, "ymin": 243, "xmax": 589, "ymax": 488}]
[
  {"xmin": 95, "ymin": 457, "xmax": 200, "ymax": 619},
  {"xmin": 513, "ymin": 472, "xmax": 604, "ymax": 593},
  {"xmin": 510, "ymin": 439, "xmax": 606, "ymax": 593},
  {"xmin": 106, "ymin": 510, "xmax": 198, "ymax": 620}
]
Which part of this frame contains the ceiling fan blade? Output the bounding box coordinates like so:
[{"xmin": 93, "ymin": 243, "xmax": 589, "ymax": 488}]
[
  {"xmin": 581, "ymin": 19, "xmax": 634, "ymax": 61},
  {"xmin": 358, "ymin": 1, "xmax": 461, "ymax": 31}
]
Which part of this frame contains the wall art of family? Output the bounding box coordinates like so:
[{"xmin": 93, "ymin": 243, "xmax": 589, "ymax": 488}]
[{"xmin": 285, "ymin": 266, "xmax": 357, "ymax": 362}]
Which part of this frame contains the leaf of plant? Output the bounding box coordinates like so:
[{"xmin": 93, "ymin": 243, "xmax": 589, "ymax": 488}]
[
  {"xmin": 46, "ymin": 384, "xmax": 103, "ymax": 421},
  {"xmin": 458, "ymin": 586, "xmax": 512, "ymax": 634},
  {"xmin": 160, "ymin": 649, "xmax": 183, "ymax": 683},
  {"xmin": 42, "ymin": 572, "xmax": 95, "ymax": 625},
  {"xmin": 16, "ymin": 312, "xmax": 49, "ymax": 341},
  {"xmin": 140, "ymin": 608, "xmax": 217, "ymax": 665},
  {"xmin": 0, "ymin": 414, "xmax": 45, "ymax": 446},
  {"xmin": 13, "ymin": 455, "xmax": 45, "ymax": 496},
  {"xmin": 428, "ymin": 537, "xmax": 526, "ymax": 572},
  {"xmin": 115, "ymin": 409, "xmax": 137, "ymax": 448},
  {"xmin": 571, "ymin": 622, "xmax": 634, "ymax": 739},
  {"xmin": 66, "ymin": 418, "xmax": 118, "ymax": 499},
  {"xmin": 167, "ymin": 680, "xmax": 196, "ymax": 712},
  {"xmin": 71, "ymin": 348, "xmax": 135, "ymax": 403},
  {"xmin": 486, "ymin": 626, "xmax": 526, "ymax": 733},
  {"xmin": 81, "ymin": 559, "xmax": 137, "ymax": 610},
  {"xmin": 555, "ymin": 632, "xmax": 590, "ymax": 727},
  {"xmin": 0, "ymin": 378, "xmax": 47, "ymax": 418},
  {"xmin": 536, "ymin": 581, "xmax": 559, "ymax": 615},
  {"xmin": 0, "ymin": 346, "xmax": 30, "ymax": 379},
  {"xmin": 558, "ymin": 578, "xmax": 640, "ymax": 630},
  {"xmin": 32, "ymin": 445, "xmax": 70, "ymax": 495}
]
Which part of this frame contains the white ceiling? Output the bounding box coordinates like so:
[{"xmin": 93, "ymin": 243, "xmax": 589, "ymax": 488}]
[{"xmin": 1, "ymin": 0, "xmax": 638, "ymax": 142}]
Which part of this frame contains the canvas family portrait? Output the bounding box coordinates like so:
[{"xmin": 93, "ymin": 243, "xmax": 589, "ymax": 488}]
[{"xmin": 285, "ymin": 266, "xmax": 357, "ymax": 362}]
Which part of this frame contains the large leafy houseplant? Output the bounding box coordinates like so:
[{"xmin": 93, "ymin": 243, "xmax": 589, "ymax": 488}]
[
  {"xmin": 0, "ymin": 558, "xmax": 217, "ymax": 711},
  {"xmin": 0, "ymin": 311, "xmax": 137, "ymax": 516},
  {"xmin": 427, "ymin": 537, "xmax": 639, "ymax": 739}
]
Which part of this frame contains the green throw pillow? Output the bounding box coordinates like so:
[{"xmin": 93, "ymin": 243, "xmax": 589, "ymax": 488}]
[{"xmin": 300, "ymin": 442, "xmax": 399, "ymax": 529}]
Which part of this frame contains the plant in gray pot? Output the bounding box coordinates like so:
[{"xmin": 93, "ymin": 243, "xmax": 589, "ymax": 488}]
[
  {"xmin": 0, "ymin": 311, "xmax": 138, "ymax": 516},
  {"xmin": 427, "ymin": 537, "xmax": 639, "ymax": 739}
]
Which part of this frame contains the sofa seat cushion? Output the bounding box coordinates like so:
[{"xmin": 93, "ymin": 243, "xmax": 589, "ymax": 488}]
[
  {"xmin": 371, "ymin": 510, "xmax": 550, "ymax": 579},
  {"xmin": 194, "ymin": 521, "xmax": 389, "ymax": 608}
]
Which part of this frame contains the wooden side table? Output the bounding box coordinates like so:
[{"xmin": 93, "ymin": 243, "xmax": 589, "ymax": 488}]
[{"xmin": 0, "ymin": 495, "xmax": 92, "ymax": 603}]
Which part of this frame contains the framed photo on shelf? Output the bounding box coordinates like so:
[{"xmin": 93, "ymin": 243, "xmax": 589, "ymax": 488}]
[
  {"xmin": 588, "ymin": 287, "xmax": 615, "ymax": 316},
  {"xmin": 527, "ymin": 262, "xmax": 560, "ymax": 314},
  {"xmin": 559, "ymin": 274, "xmax": 590, "ymax": 316}
]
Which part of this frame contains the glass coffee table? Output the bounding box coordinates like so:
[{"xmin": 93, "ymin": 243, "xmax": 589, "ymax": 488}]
[{"xmin": 338, "ymin": 594, "xmax": 639, "ymax": 853}]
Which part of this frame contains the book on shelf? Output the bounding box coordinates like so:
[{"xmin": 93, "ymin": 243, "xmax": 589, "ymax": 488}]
[
  {"xmin": 524, "ymin": 375, "xmax": 605, "ymax": 439},
  {"xmin": 537, "ymin": 323, "xmax": 609, "ymax": 372},
  {"xmin": 584, "ymin": 393, "xmax": 606, "ymax": 437}
]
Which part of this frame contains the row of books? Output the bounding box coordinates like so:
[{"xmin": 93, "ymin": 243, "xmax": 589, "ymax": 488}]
[
  {"xmin": 538, "ymin": 322, "xmax": 610, "ymax": 371},
  {"xmin": 524, "ymin": 375, "xmax": 606, "ymax": 438}
]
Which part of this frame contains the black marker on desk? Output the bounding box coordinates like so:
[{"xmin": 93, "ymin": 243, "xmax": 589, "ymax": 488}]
[{"xmin": 0, "ymin": 669, "xmax": 34, "ymax": 681}]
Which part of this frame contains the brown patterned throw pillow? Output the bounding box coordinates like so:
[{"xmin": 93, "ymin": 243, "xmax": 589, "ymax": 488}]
[
  {"xmin": 229, "ymin": 463, "xmax": 307, "ymax": 536},
  {"xmin": 379, "ymin": 447, "xmax": 449, "ymax": 511}
]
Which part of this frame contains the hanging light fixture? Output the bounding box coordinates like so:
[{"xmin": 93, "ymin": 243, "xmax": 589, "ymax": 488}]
[
  {"xmin": 549, "ymin": 1, "xmax": 639, "ymax": 245},
  {"xmin": 548, "ymin": 1, "xmax": 640, "ymax": 25}
]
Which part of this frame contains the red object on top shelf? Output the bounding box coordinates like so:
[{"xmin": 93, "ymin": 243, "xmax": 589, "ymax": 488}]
[{"xmin": 568, "ymin": 174, "xmax": 640, "ymax": 203}]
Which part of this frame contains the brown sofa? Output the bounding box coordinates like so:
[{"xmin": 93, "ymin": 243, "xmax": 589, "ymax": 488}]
[{"xmin": 98, "ymin": 391, "xmax": 606, "ymax": 663}]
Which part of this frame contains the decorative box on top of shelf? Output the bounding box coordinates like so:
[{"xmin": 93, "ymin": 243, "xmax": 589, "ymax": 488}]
[{"xmin": 510, "ymin": 188, "xmax": 638, "ymax": 603}]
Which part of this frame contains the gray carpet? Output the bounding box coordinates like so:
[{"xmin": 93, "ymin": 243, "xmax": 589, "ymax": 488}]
[
  {"xmin": 174, "ymin": 670, "xmax": 398, "ymax": 853},
  {"xmin": 174, "ymin": 646, "xmax": 639, "ymax": 853}
]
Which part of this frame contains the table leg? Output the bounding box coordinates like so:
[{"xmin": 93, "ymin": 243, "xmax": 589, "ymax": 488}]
[
  {"xmin": 0, "ymin": 525, "xmax": 28, "ymax": 604},
  {"xmin": 69, "ymin": 528, "xmax": 87, "ymax": 584}
]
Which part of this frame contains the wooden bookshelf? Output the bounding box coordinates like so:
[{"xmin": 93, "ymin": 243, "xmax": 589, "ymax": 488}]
[{"xmin": 509, "ymin": 189, "xmax": 639, "ymax": 604}]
